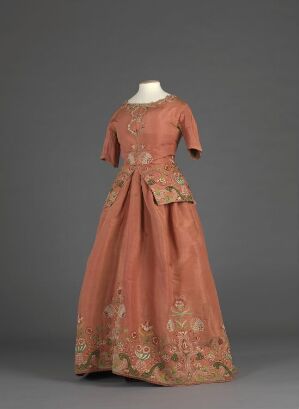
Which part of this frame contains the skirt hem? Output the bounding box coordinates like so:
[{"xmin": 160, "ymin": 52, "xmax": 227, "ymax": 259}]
[{"xmin": 75, "ymin": 366, "xmax": 238, "ymax": 387}]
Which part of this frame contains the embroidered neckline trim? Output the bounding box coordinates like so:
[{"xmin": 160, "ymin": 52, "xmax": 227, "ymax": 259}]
[{"xmin": 123, "ymin": 94, "xmax": 177, "ymax": 107}]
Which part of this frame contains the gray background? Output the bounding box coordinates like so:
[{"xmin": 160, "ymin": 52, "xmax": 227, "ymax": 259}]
[{"xmin": 1, "ymin": 1, "xmax": 298, "ymax": 408}]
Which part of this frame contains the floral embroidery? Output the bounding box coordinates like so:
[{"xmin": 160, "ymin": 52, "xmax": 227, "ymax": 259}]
[
  {"xmin": 103, "ymin": 163, "xmax": 135, "ymax": 207},
  {"xmin": 75, "ymin": 286, "xmax": 237, "ymax": 386},
  {"xmin": 123, "ymin": 94, "xmax": 177, "ymax": 138},
  {"xmin": 127, "ymin": 143, "xmax": 153, "ymax": 165},
  {"xmin": 103, "ymin": 156, "xmax": 195, "ymax": 208},
  {"xmin": 140, "ymin": 159, "xmax": 195, "ymax": 205},
  {"xmin": 103, "ymin": 94, "xmax": 196, "ymax": 208}
]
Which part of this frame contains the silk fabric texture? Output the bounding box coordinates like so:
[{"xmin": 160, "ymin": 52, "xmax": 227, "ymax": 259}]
[{"xmin": 74, "ymin": 95, "xmax": 237, "ymax": 386}]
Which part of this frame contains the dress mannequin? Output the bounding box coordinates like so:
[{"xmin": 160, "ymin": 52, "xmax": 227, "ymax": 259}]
[
  {"xmin": 127, "ymin": 80, "xmax": 170, "ymax": 104},
  {"xmin": 126, "ymin": 80, "xmax": 201, "ymax": 159},
  {"xmin": 75, "ymin": 79, "xmax": 237, "ymax": 386}
]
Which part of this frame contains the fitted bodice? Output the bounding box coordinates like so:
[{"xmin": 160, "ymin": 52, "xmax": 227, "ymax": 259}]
[
  {"xmin": 100, "ymin": 94, "xmax": 203, "ymax": 207},
  {"xmin": 116, "ymin": 95, "xmax": 185, "ymax": 165}
]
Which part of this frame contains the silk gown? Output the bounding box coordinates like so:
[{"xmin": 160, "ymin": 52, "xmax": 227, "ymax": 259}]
[{"xmin": 74, "ymin": 94, "xmax": 237, "ymax": 386}]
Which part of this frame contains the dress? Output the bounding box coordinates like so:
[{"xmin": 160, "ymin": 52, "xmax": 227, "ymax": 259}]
[{"xmin": 74, "ymin": 94, "xmax": 238, "ymax": 386}]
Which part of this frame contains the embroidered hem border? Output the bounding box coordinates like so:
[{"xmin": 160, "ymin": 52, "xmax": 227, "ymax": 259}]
[{"xmin": 74, "ymin": 287, "xmax": 237, "ymax": 386}]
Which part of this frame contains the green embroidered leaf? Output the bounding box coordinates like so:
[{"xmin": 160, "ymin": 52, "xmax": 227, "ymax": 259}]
[
  {"xmin": 196, "ymin": 352, "xmax": 204, "ymax": 360},
  {"xmin": 171, "ymin": 353, "xmax": 178, "ymax": 361},
  {"xmin": 142, "ymin": 362, "xmax": 165, "ymax": 378},
  {"xmin": 213, "ymin": 361, "xmax": 233, "ymax": 376},
  {"xmin": 147, "ymin": 178, "xmax": 156, "ymax": 185},
  {"xmin": 115, "ymin": 180, "xmax": 125, "ymax": 187}
]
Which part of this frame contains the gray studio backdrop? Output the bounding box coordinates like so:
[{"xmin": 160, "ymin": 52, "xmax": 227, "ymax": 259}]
[{"xmin": 1, "ymin": 1, "xmax": 298, "ymax": 348}]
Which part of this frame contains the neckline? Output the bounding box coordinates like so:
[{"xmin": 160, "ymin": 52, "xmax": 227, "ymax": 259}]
[{"xmin": 123, "ymin": 94, "xmax": 177, "ymax": 107}]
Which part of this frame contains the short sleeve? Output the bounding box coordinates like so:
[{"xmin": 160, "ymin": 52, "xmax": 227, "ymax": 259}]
[
  {"xmin": 99, "ymin": 115, "xmax": 120, "ymax": 168},
  {"xmin": 178, "ymin": 102, "xmax": 203, "ymax": 159}
]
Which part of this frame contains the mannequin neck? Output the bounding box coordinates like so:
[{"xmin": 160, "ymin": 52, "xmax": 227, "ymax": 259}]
[{"xmin": 128, "ymin": 80, "xmax": 170, "ymax": 104}]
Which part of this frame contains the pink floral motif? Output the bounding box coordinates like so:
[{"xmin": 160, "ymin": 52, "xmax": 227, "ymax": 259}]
[
  {"xmin": 127, "ymin": 144, "xmax": 153, "ymax": 165},
  {"xmin": 174, "ymin": 298, "xmax": 186, "ymax": 311},
  {"xmin": 140, "ymin": 320, "xmax": 153, "ymax": 332},
  {"xmin": 152, "ymin": 336, "xmax": 159, "ymax": 345},
  {"xmin": 135, "ymin": 344, "xmax": 151, "ymax": 360}
]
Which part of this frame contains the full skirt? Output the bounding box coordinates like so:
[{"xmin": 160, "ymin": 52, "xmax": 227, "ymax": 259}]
[{"xmin": 74, "ymin": 170, "xmax": 237, "ymax": 386}]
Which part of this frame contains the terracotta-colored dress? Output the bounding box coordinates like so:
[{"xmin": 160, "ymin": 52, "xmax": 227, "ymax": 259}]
[{"xmin": 74, "ymin": 94, "xmax": 237, "ymax": 386}]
